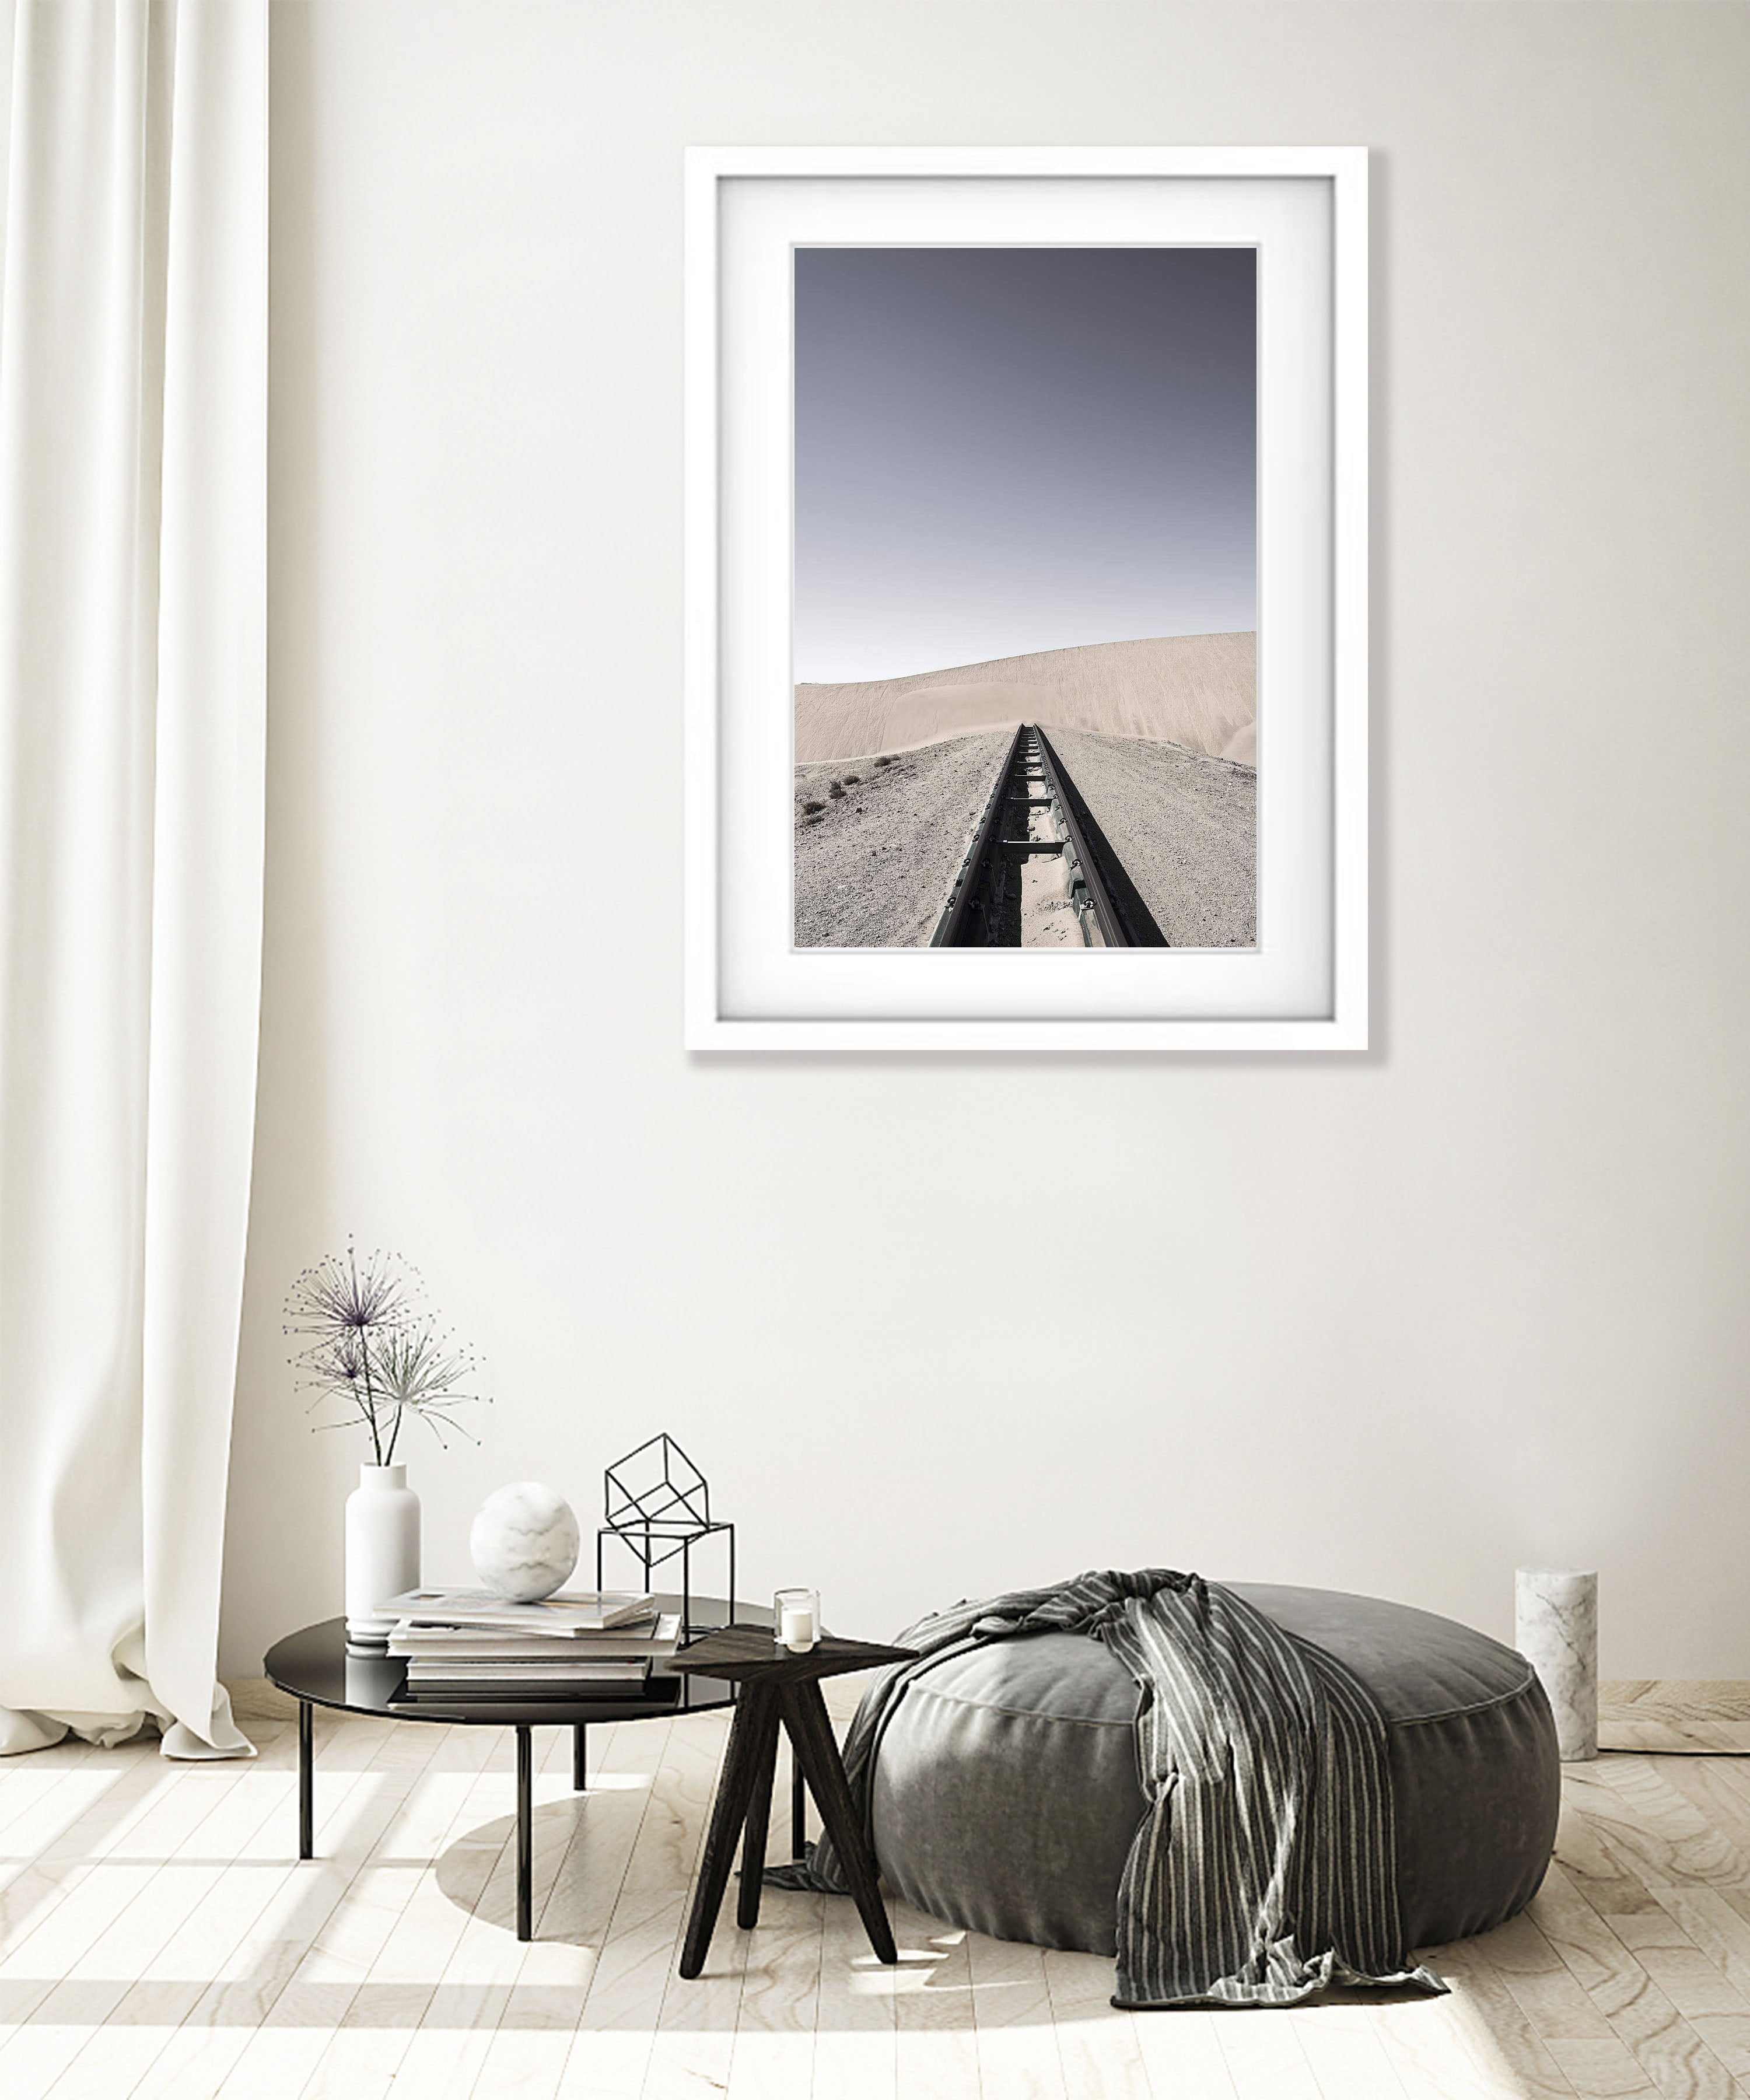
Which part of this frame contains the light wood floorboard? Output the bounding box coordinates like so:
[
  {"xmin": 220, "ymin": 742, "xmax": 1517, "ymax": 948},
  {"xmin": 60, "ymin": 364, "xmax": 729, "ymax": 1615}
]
[
  {"xmin": 1601, "ymin": 1687, "xmax": 1750, "ymax": 1756},
  {"xmin": 6, "ymin": 1688, "xmax": 1750, "ymax": 2096}
]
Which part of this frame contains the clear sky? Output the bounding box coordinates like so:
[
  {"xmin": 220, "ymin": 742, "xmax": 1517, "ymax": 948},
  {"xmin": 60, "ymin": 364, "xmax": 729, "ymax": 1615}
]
[{"xmin": 794, "ymin": 246, "xmax": 1256, "ymax": 684}]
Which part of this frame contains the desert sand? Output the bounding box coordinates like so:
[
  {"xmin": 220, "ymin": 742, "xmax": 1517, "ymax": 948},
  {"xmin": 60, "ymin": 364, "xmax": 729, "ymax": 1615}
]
[
  {"xmin": 795, "ymin": 723, "xmax": 1255, "ymax": 950},
  {"xmin": 1049, "ymin": 726, "xmax": 1255, "ymax": 947},
  {"xmin": 794, "ymin": 730, "xmax": 1012, "ymax": 948},
  {"xmin": 795, "ymin": 631, "xmax": 1255, "ymax": 765}
]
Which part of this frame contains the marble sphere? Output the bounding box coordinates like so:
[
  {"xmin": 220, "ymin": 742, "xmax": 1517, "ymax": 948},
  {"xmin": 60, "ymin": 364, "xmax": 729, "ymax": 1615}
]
[{"xmin": 469, "ymin": 1482, "xmax": 580, "ymax": 1603}]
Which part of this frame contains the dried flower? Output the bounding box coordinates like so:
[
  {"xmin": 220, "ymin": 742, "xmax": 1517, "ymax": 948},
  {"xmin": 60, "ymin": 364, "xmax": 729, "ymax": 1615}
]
[
  {"xmin": 285, "ymin": 1242, "xmax": 488, "ymax": 1463},
  {"xmin": 366, "ymin": 1323, "xmax": 489, "ymax": 1458}
]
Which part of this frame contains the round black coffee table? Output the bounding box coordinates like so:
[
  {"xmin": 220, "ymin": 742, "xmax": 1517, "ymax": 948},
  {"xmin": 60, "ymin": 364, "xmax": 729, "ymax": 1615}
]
[{"xmin": 265, "ymin": 1594, "xmax": 781, "ymax": 1940}]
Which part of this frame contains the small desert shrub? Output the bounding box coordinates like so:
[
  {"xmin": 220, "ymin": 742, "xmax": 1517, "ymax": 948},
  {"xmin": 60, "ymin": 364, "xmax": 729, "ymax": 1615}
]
[
  {"xmin": 801, "ymin": 799, "xmax": 825, "ymax": 814},
  {"xmin": 874, "ymin": 755, "xmax": 892, "ymax": 767},
  {"xmin": 828, "ymin": 781, "xmax": 846, "ymax": 799},
  {"xmin": 804, "ymin": 814, "xmax": 822, "ymax": 826},
  {"xmin": 843, "ymin": 773, "xmax": 860, "ymax": 785}
]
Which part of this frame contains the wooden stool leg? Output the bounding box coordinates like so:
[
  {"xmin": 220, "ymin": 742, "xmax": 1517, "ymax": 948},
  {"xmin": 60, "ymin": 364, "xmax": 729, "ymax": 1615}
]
[
  {"xmin": 680, "ymin": 1684, "xmax": 775, "ymax": 1979},
  {"xmin": 736, "ymin": 1695, "xmax": 783, "ymax": 1930},
  {"xmin": 781, "ymin": 1683, "xmax": 897, "ymax": 1965},
  {"xmin": 790, "ymin": 1751, "xmax": 806, "ymax": 1860}
]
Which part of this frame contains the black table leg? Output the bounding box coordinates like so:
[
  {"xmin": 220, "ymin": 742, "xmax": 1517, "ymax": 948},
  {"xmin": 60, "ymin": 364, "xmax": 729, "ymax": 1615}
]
[
  {"xmin": 298, "ymin": 1700, "xmax": 313, "ymax": 1860},
  {"xmin": 680, "ymin": 1683, "xmax": 776, "ymax": 1979},
  {"xmin": 573, "ymin": 1723, "xmax": 587, "ymax": 1793},
  {"xmin": 516, "ymin": 1726, "xmax": 533, "ymax": 1942},
  {"xmin": 781, "ymin": 1683, "xmax": 897, "ymax": 1965},
  {"xmin": 735, "ymin": 1695, "xmax": 783, "ymax": 1930},
  {"xmin": 791, "ymin": 1753, "xmax": 806, "ymax": 1861}
]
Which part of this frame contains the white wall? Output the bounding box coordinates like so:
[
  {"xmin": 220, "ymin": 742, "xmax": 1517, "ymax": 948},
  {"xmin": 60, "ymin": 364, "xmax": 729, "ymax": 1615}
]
[{"xmin": 220, "ymin": 1, "xmax": 1750, "ymax": 1681}]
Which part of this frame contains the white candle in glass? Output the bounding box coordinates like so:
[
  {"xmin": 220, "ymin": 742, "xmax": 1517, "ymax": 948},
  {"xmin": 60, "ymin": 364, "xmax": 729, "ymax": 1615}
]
[{"xmin": 775, "ymin": 1587, "xmax": 819, "ymax": 1652}]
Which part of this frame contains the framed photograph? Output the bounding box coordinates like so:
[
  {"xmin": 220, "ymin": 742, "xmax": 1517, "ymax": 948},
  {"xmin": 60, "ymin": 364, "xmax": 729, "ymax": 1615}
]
[{"xmin": 684, "ymin": 147, "xmax": 1367, "ymax": 1051}]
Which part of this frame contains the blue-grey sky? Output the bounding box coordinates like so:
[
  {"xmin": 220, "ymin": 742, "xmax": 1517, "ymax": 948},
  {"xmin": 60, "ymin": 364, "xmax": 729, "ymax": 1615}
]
[{"xmin": 794, "ymin": 247, "xmax": 1256, "ymax": 683}]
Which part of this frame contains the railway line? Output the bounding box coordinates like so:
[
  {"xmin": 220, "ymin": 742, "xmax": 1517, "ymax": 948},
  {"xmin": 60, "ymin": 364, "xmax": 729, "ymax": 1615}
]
[{"xmin": 929, "ymin": 723, "xmax": 1167, "ymax": 949}]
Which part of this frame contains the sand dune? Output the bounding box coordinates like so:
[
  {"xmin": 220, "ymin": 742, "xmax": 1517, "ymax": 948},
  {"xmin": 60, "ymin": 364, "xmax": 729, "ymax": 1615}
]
[
  {"xmin": 1219, "ymin": 719, "xmax": 1256, "ymax": 766},
  {"xmin": 795, "ymin": 631, "xmax": 1255, "ymax": 766}
]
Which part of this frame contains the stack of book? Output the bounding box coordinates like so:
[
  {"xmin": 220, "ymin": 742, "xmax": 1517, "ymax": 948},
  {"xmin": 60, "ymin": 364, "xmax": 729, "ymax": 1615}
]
[{"xmin": 377, "ymin": 1588, "xmax": 682, "ymax": 1708}]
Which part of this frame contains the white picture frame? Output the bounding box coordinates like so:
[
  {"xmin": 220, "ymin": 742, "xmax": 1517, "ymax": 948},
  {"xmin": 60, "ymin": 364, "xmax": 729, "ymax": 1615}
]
[{"xmin": 684, "ymin": 146, "xmax": 1368, "ymax": 1052}]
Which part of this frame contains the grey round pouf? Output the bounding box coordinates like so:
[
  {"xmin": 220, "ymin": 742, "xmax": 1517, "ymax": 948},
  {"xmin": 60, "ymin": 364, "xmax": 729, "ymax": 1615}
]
[{"xmin": 868, "ymin": 1583, "xmax": 1560, "ymax": 1958}]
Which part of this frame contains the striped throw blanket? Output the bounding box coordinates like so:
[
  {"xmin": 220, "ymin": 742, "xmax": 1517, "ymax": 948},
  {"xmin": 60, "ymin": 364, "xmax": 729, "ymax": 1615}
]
[{"xmin": 771, "ymin": 1569, "xmax": 1447, "ymax": 2009}]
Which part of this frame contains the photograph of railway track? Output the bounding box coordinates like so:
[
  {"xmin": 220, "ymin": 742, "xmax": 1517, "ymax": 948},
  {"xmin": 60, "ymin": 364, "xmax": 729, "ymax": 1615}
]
[{"xmin": 793, "ymin": 245, "xmax": 1257, "ymax": 951}]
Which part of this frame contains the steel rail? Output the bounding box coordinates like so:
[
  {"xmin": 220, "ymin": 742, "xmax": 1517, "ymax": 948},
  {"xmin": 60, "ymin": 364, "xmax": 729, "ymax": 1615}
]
[
  {"xmin": 929, "ymin": 722, "xmax": 1166, "ymax": 949},
  {"xmin": 1032, "ymin": 732, "xmax": 1126, "ymax": 947},
  {"xmin": 1034, "ymin": 725, "xmax": 1168, "ymax": 948},
  {"xmin": 929, "ymin": 723, "xmax": 1025, "ymax": 947}
]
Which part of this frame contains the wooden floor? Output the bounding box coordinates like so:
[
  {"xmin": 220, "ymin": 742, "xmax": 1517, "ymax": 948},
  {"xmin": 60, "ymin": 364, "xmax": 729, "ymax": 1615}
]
[
  {"xmin": 6, "ymin": 1684, "xmax": 1750, "ymax": 2099},
  {"xmin": 1601, "ymin": 1683, "xmax": 1750, "ymax": 1755}
]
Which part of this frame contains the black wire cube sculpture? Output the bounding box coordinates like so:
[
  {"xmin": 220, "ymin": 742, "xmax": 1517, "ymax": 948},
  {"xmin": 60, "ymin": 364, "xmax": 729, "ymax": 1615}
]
[{"xmin": 596, "ymin": 1433, "xmax": 734, "ymax": 1640}]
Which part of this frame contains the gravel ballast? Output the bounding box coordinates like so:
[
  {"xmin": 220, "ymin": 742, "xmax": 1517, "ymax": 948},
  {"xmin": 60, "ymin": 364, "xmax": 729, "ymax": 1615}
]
[
  {"xmin": 794, "ymin": 731, "xmax": 1012, "ymax": 947},
  {"xmin": 1048, "ymin": 728, "xmax": 1256, "ymax": 947}
]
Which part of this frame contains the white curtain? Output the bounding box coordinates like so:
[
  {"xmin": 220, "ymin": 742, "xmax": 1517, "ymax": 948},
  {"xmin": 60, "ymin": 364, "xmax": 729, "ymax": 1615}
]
[{"xmin": 0, "ymin": 0, "xmax": 266, "ymax": 1758}]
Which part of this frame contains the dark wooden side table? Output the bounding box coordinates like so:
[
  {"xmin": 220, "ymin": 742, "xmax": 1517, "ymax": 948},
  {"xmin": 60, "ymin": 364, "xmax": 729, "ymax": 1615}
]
[{"xmin": 671, "ymin": 1626, "xmax": 916, "ymax": 1979}]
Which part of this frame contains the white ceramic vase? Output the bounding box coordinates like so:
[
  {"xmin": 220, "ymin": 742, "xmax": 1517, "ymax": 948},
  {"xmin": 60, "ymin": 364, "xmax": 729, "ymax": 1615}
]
[{"xmin": 345, "ymin": 1462, "xmax": 421, "ymax": 1646}]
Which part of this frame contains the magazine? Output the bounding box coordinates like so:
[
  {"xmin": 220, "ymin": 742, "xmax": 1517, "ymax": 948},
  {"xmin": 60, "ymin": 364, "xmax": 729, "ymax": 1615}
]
[
  {"xmin": 402, "ymin": 1658, "xmax": 651, "ymax": 1684},
  {"xmin": 387, "ymin": 1614, "xmax": 681, "ymax": 1660},
  {"xmin": 376, "ymin": 1586, "xmax": 656, "ymax": 1633}
]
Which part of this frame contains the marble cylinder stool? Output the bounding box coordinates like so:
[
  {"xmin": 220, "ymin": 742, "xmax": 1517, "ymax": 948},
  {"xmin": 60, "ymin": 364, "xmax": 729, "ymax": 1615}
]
[{"xmin": 1516, "ymin": 1567, "xmax": 1598, "ymax": 1762}]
